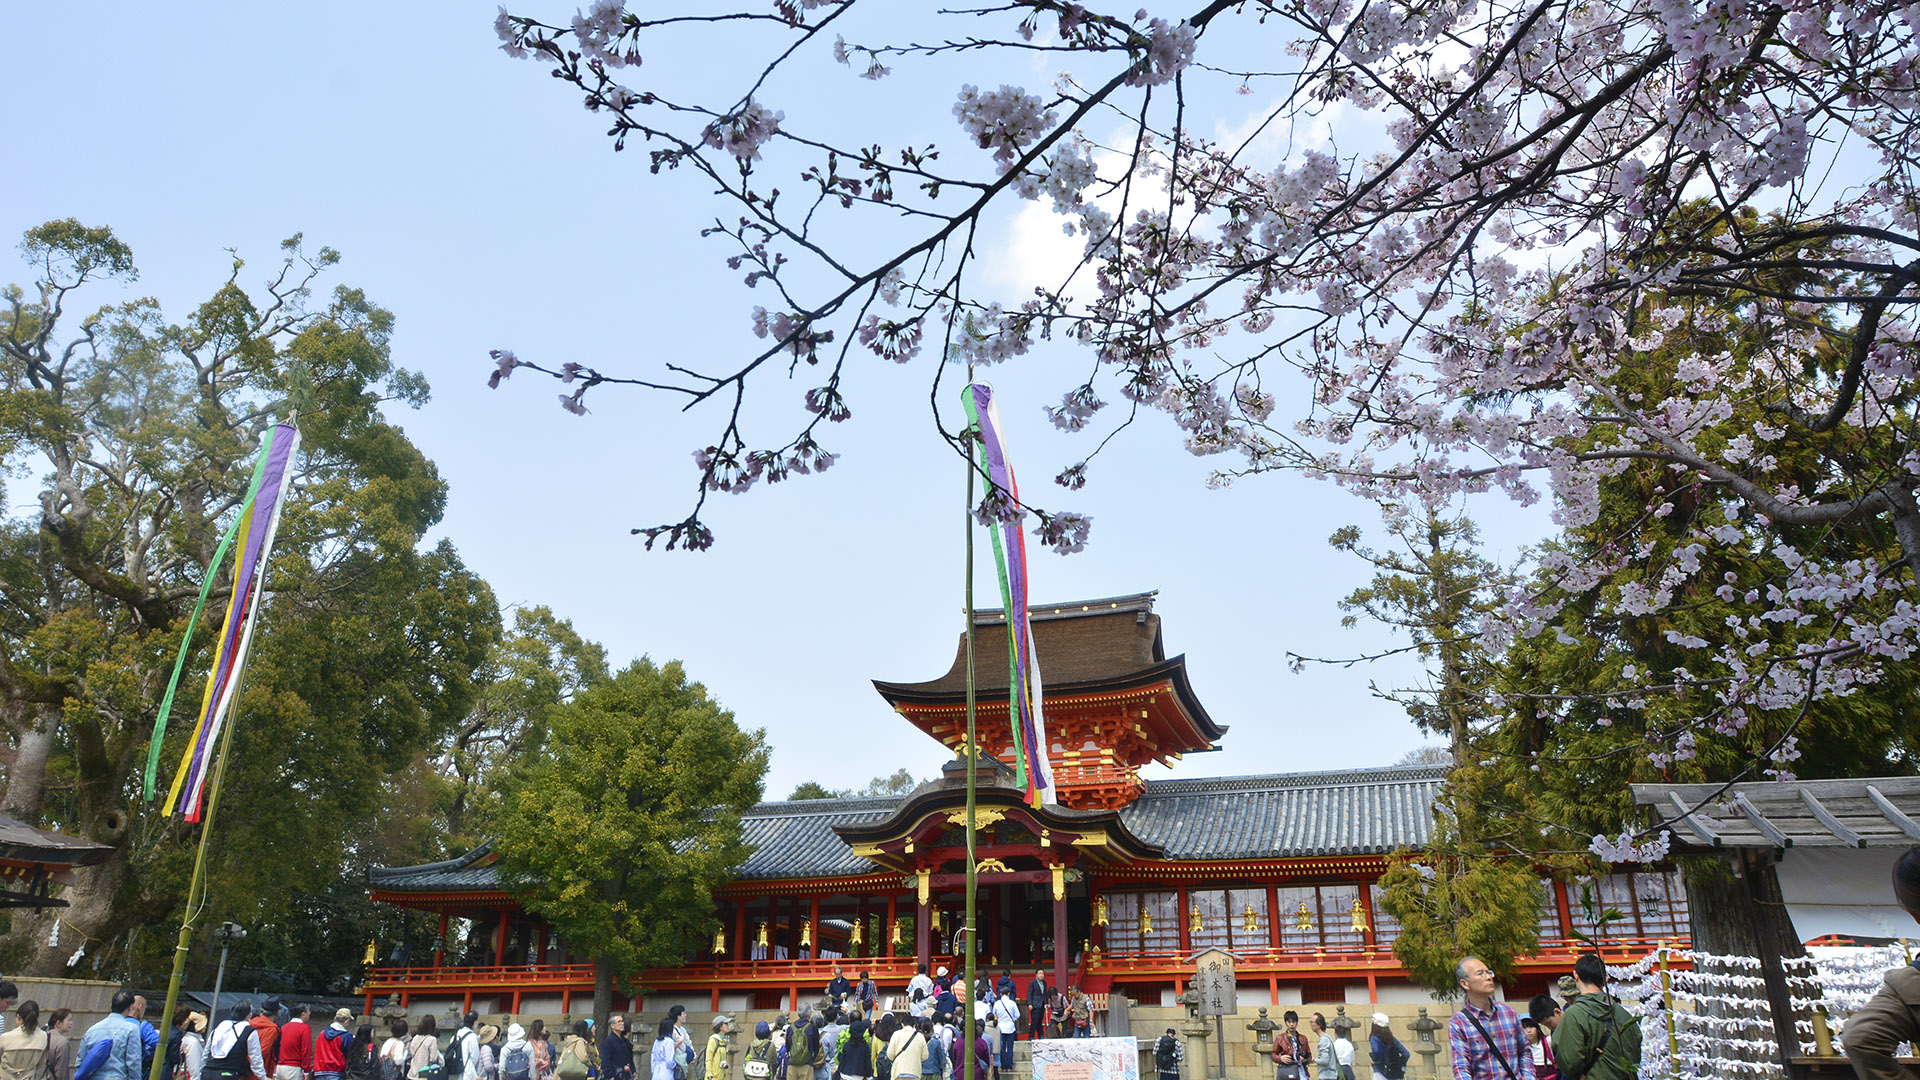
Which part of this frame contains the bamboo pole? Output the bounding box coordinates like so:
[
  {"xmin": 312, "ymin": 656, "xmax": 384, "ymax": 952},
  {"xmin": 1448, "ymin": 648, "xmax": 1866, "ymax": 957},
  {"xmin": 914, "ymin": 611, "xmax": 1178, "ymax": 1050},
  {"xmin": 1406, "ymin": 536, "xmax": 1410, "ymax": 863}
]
[
  {"xmin": 145, "ymin": 628, "xmax": 257, "ymax": 1080},
  {"xmin": 963, "ymin": 387, "xmax": 979, "ymax": 1080}
]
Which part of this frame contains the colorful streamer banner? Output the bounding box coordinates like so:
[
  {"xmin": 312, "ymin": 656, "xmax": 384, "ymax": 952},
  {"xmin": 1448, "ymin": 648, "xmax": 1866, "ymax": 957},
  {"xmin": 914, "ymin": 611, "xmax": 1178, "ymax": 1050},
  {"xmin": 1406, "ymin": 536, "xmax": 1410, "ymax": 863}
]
[
  {"xmin": 963, "ymin": 384, "xmax": 1055, "ymax": 807},
  {"xmin": 148, "ymin": 422, "xmax": 301, "ymax": 822}
]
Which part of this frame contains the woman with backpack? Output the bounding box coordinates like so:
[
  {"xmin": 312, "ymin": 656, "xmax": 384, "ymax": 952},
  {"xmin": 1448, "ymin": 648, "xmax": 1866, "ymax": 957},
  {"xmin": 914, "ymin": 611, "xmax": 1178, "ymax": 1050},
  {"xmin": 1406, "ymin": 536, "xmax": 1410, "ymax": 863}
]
[
  {"xmin": 499, "ymin": 1026, "xmax": 533, "ymax": 1080},
  {"xmin": 835, "ymin": 1018, "xmax": 872, "ymax": 1080},
  {"xmin": 1366, "ymin": 1016, "xmax": 1408, "ymax": 1080},
  {"xmin": 406, "ymin": 1016, "xmax": 443, "ymax": 1080},
  {"xmin": 0, "ymin": 1001, "xmax": 50, "ymax": 1080}
]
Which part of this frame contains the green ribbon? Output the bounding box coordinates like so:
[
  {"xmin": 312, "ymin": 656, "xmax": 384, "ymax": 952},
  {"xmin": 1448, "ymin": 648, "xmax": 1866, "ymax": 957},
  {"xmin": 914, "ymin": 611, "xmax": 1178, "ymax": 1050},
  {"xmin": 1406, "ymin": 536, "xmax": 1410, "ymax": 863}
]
[{"xmin": 141, "ymin": 435, "xmax": 277, "ymax": 802}]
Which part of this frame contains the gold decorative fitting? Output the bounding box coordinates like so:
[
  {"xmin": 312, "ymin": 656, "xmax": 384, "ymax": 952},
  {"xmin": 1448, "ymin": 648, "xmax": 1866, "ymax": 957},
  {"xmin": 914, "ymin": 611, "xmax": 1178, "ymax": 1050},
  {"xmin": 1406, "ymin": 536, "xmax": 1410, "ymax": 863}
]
[
  {"xmin": 1295, "ymin": 901, "xmax": 1313, "ymax": 933},
  {"xmin": 1243, "ymin": 904, "xmax": 1260, "ymax": 934},
  {"xmin": 756, "ymin": 922, "xmax": 770, "ymax": 948},
  {"xmin": 800, "ymin": 920, "xmax": 813, "ymax": 948},
  {"xmin": 1350, "ymin": 898, "xmax": 1369, "ymax": 933},
  {"xmin": 1140, "ymin": 908, "xmax": 1154, "ymax": 935},
  {"xmin": 849, "ymin": 920, "xmax": 864, "ymax": 946},
  {"xmin": 976, "ymin": 858, "xmax": 1013, "ymax": 874},
  {"xmin": 1189, "ymin": 903, "xmax": 1204, "ymax": 935},
  {"xmin": 712, "ymin": 929, "xmax": 727, "ymax": 955},
  {"xmin": 1040, "ymin": 830, "xmax": 1051, "ymax": 848},
  {"xmin": 1051, "ymin": 864, "xmax": 1067, "ymax": 902},
  {"xmin": 917, "ymin": 868, "xmax": 931, "ymax": 906},
  {"xmin": 1094, "ymin": 896, "xmax": 1110, "ymax": 927},
  {"xmin": 949, "ymin": 808, "xmax": 1006, "ymax": 828}
]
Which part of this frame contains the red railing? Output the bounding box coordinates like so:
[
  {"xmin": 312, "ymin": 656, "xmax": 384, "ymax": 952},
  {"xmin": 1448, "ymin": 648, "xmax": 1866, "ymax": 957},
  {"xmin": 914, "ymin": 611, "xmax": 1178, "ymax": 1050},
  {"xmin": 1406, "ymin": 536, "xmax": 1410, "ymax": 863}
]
[{"xmin": 366, "ymin": 935, "xmax": 1677, "ymax": 999}]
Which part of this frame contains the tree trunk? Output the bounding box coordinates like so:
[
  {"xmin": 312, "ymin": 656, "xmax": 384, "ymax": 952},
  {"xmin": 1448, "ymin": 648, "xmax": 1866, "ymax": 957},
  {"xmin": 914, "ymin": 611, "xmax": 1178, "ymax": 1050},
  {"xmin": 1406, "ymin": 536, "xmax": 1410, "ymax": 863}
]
[
  {"xmin": 1684, "ymin": 851, "xmax": 1807, "ymax": 1074},
  {"xmin": 12, "ymin": 845, "xmax": 132, "ymax": 977},
  {"xmin": 593, "ymin": 954, "xmax": 616, "ymax": 1037},
  {"xmin": 0, "ymin": 707, "xmax": 58, "ymax": 821}
]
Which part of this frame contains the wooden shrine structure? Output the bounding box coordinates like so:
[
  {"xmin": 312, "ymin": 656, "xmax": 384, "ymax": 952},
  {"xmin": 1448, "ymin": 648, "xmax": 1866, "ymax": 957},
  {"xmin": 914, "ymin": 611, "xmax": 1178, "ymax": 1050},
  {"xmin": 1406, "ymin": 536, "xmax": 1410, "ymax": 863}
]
[{"xmin": 364, "ymin": 593, "xmax": 1693, "ymax": 1016}]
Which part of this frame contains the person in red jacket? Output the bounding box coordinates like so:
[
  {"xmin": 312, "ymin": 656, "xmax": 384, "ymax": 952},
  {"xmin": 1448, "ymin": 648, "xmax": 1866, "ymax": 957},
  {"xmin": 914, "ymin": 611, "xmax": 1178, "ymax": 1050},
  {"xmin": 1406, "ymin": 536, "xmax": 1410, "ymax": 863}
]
[
  {"xmin": 276, "ymin": 1006, "xmax": 313, "ymax": 1080},
  {"xmin": 248, "ymin": 1000, "xmax": 282, "ymax": 1080},
  {"xmin": 313, "ymin": 1011, "xmax": 355, "ymax": 1080}
]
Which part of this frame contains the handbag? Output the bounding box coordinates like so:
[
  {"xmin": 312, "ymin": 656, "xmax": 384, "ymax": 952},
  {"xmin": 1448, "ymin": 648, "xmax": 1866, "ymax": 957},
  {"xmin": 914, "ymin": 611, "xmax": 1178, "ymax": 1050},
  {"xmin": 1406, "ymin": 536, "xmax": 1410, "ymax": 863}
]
[{"xmin": 554, "ymin": 1045, "xmax": 589, "ymax": 1080}]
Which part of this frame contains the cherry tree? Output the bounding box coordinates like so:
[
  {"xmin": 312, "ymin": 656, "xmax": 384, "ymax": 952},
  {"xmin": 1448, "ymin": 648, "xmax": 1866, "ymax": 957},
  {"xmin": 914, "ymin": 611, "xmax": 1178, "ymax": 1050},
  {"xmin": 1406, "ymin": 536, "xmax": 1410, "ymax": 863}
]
[{"xmin": 488, "ymin": 0, "xmax": 1920, "ymax": 794}]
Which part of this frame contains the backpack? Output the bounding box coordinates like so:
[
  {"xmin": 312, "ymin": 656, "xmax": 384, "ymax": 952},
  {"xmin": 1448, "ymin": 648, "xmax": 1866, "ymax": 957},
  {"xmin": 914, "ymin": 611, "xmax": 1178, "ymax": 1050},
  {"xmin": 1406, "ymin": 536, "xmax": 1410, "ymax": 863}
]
[
  {"xmin": 873, "ymin": 1046, "xmax": 892, "ymax": 1080},
  {"xmin": 744, "ymin": 1043, "xmax": 776, "ymax": 1080},
  {"xmin": 442, "ymin": 1034, "xmax": 467, "ymax": 1080},
  {"xmin": 501, "ymin": 1046, "xmax": 532, "ymax": 1080},
  {"xmin": 73, "ymin": 1040, "xmax": 115, "ymax": 1080},
  {"xmin": 553, "ymin": 1043, "xmax": 588, "ymax": 1080},
  {"xmin": 787, "ymin": 1029, "xmax": 814, "ymax": 1071},
  {"xmin": 1154, "ymin": 1036, "xmax": 1178, "ymax": 1074}
]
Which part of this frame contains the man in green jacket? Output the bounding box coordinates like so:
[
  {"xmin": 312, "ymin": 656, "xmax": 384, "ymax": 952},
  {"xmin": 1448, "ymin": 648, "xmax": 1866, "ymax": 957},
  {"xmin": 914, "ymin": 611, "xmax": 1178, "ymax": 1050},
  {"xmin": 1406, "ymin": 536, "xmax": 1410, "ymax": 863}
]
[{"xmin": 1550, "ymin": 955, "xmax": 1639, "ymax": 1080}]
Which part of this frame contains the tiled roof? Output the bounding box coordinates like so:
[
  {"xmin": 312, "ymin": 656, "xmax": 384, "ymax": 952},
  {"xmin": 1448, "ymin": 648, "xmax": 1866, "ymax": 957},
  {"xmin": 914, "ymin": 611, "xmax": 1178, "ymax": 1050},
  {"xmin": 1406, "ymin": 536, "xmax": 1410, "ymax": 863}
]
[
  {"xmin": 367, "ymin": 766, "xmax": 1444, "ymax": 893},
  {"xmin": 1117, "ymin": 765, "xmax": 1445, "ymax": 859},
  {"xmin": 878, "ymin": 594, "xmax": 1169, "ymax": 696},
  {"xmin": 736, "ymin": 796, "xmax": 900, "ymax": 878},
  {"xmin": 0, "ymin": 814, "xmax": 115, "ymax": 866},
  {"xmin": 367, "ymin": 842, "xmax": 502, "ymax": 891}
]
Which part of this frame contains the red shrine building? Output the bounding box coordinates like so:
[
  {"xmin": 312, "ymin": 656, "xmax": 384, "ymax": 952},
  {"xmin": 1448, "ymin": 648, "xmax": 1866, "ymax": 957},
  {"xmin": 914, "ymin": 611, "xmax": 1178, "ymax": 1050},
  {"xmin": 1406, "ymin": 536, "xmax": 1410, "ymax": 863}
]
[{"xmin": 364, "ymin": 592, "xmax": 1692, "ymax": 1017}]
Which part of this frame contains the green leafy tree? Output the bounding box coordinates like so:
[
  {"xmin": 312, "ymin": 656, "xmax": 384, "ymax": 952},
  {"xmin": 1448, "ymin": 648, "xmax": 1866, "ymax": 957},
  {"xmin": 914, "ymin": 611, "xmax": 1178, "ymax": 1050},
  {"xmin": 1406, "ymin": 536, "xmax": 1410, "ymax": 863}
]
[
  {"xmin": 0, "ymin": 221, "xmax": 500, "ymax": 982},
  {"xmin": 788, "ymin": 781, "xmax": 841, "ymax": 800},
  {"xmin": 788, "ymin": 770, "xmax": 919, "ymax": 801},
  {"xmin": 493, "ymin": 657, "xmax": 768, "ymax": 1032},
  {"xmin": 440, "ymin": 606, "xmax": 610, "ymax": 845}
]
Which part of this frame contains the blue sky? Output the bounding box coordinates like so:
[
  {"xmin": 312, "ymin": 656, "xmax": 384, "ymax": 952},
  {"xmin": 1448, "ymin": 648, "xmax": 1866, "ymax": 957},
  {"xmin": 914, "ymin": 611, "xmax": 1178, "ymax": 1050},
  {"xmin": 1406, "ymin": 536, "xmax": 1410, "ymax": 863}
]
[{"xmin": 4, "ymin": 3, "xmax": 1549, "ymax": 797}]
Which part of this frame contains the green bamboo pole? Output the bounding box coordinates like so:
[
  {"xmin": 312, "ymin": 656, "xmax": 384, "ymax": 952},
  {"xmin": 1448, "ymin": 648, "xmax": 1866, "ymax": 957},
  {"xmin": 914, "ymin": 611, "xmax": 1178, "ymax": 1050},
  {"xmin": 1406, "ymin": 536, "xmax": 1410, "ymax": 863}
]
[
  {"xmin": 963, "ymin": 394, "xmax": 979, "ymax": 1080},
  {"xmin": 146, "ymin": 656, "xmax": 253, "ymax": 1080}
]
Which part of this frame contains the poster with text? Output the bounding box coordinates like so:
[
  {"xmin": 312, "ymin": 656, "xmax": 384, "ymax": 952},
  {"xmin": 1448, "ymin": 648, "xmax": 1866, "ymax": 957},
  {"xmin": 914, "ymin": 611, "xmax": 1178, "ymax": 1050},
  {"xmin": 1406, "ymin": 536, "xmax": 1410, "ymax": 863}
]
[{"xmin": 1031, "ymin": 1037, "xmax": 1139, "ymax": 1080}]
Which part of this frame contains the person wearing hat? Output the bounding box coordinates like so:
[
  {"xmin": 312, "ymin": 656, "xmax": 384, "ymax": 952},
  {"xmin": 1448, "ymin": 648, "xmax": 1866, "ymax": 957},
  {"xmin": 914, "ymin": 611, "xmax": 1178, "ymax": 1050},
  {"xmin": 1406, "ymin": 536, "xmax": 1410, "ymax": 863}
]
[
  {"xmin": 473, "ymin": 1026, "xmax": 501, "ymax": 1080},
  {"xmin": 247, "ymin": 1000, "xmax": 282, "ymax": 1080},
  {"xmin": 741, "ymin": 1023, "xmax": 776, "ymax": 1080},
  {"xmin": 313, "ymin": 1010, "xmax": 355, "ymax": 1080},
  {"xmin": 1151, "ymin": 1028, "xmax": 1182, "ymax": 1080},
  {"xmin": 704, "ymin": 1019, "xmax": 733, "ymax": 1080},
  {"xmin": 1365, "ymin": 1015, "xmax": 1406, "ymax": 1080}
]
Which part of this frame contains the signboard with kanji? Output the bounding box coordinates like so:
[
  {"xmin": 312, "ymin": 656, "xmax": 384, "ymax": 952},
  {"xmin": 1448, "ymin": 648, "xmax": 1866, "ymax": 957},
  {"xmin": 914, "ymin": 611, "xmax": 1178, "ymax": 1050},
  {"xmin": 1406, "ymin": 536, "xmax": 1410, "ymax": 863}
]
[
  {"xmin": 1190, "ymin": 947, "xmax": 1237, "ymax": 1016},
  {"xmin": 1031, "ymin": 1038, "xmax": 1138, "ymax": 1080}
]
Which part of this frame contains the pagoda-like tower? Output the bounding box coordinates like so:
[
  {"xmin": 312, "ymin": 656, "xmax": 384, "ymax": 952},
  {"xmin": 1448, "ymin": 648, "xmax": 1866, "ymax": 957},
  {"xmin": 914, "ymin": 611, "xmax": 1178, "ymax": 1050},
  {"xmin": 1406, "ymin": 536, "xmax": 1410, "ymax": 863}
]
[{"xmin": 872, "ymin": 591, "xmax": 1224, "ymax": 809}]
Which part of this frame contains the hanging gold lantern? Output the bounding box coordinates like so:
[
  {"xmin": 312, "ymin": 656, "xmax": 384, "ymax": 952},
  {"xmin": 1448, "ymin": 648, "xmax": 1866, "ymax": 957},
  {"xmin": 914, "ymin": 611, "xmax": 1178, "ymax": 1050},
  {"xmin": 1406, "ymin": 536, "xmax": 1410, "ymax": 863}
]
[
  {"xmin": 712, "ymin": 929, "xmax": 727, "ymax": 955},
  {"xmin": 801, "ymin": 920, "xmax": 813, "ymax": 948},
  {"xmin": 1242, "ymin": 904, "xmax": 1259, "ymax": 934},
  {"xmin": 891, "ymin": 919, "xmax": 904, "ymax": 947},
  {"xmin": 1093, "ymin": 896, "xmax": 1110, "ymax": 927},
  {"xmin": 850, "ymin": 919, "xmax": 865, "ymax": 946},
  {"xmin": 1350, "ymin": 898, "xmax": 1369, "ymax": 934},
  {"xmin": 1140, "ymin": 907, "xmax": 1154, "ymax": 935},
  {"xmin": 756, "ymin": 922, "xmax": 770, "ymax": 948},
  {"xmin": 363, "ymin": 940, "xmax": 378, "ymax": 967},
  {"xmin": 1189, "ymin": 903, "xmax": 1204, "ymax": 935},
  {"xmin": 1295, "ymin": 901, "xmax": 1313, "ymax": 933}
]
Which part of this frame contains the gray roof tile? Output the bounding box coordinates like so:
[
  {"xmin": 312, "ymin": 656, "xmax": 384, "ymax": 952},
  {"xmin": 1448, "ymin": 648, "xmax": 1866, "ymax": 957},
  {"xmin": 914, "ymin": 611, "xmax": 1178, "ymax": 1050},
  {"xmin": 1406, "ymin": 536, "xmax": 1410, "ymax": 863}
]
[{"xmin": 367, "ymin": 766, "xmax": 1443, "ymax": 893}]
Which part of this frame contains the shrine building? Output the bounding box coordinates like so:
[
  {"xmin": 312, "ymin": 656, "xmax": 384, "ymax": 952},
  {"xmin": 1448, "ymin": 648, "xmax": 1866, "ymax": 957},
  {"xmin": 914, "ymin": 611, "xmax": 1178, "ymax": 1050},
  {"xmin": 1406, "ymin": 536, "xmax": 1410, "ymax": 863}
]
[{"xmin": 363, "ymin": 592, "xmax": 1691, "ymax": 1019}]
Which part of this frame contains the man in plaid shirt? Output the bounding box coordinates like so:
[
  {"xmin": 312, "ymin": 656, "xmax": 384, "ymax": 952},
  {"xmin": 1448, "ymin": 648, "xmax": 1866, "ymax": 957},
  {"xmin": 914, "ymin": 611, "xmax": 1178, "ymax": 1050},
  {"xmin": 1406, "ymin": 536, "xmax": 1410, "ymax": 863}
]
[{"xmin": 1446, "ymin": 957, "xmax": 1529, "ymax": 1080}]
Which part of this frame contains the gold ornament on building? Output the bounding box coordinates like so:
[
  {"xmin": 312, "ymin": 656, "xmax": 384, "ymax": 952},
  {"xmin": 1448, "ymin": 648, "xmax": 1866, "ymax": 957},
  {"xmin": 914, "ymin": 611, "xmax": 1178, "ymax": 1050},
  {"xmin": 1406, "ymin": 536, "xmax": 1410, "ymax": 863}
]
[
  {"xmin": 1189, "ymin": 903, "xmax": 1204, "ymax": 935},
  {"xmin": 1242, "ymin": 904, "xmax": 1260, "ymax": 934},
  {"xmin": 891, "ymin": 919, "xmax": 904, "ymax": 947},
  {"xmin": 364, "ymin": 940, "xmax": 378, "ymax": 967},
  {"xmin": 800, "ymin": 920, "xmax": 813, "ymax": 948},
  {"xmin": 712, "ymin": 929, "xmax": 727, "ymax": 955},
  {"xmin": 1350, "ymin": 898, "xmax": 1369, "ymax": 933},
  {"xmin": 1295, "ymin": 901, "xmax": 1313, "ymax": 933},
  {"xmin": 1140, "ymin": 908, "xmax": 1154, "ymax": 935},
  {"xmin": 1093, "ymin": 896, "xmax": 1110, "ymax": 927},
  {"xmin": 849, "ymin": 920, "xmax": 864, "ymax": 946},
  {"xmin": 756, "ymin": 922, "xmax": 770, "ymax": 948}
]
